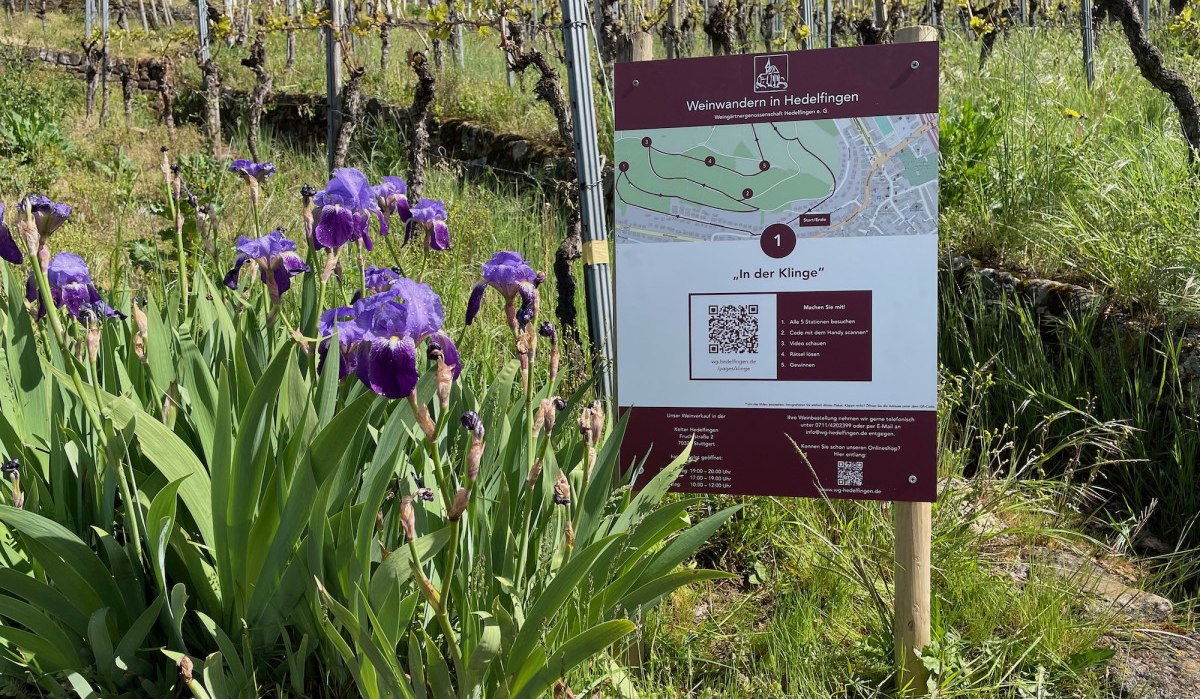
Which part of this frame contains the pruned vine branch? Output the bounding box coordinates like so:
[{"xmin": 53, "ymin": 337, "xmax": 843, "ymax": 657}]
[{"xmin": 1095, "ymin": 0, "xmax": 1200, "ymax": 161}]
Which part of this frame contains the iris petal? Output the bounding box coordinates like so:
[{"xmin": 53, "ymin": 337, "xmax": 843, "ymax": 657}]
[
  {"xmin": 429, "ymin": 220, "xmax": 450, "ymax": 250},
  {"xmin": 375, "ymin": 209, "xmax": 389, "ymax": 239},
  {"xmin": 431, "ymin": 330, "xmax": 462, "ymax": 380},
  {"xmin": 0, "ymin": 222, "xmax": 21, "ymax": 264},
  {"xmin": 465, "ymin": 281, "xmax": 487, "ymax": 326},
  {"xmin": 314, "ymin": 206, "xmax": 357, "ymax": 250},
  {"xmin": 516, "ymin": 282, "xmax": 537, "ymax": 329},
  {"xmin": 59, "ymin": 282, "xmax": 93, "ymax": 318},
  {"xmin": 358, "ymin": 335, "xmax": 419, "ymax": 399},
  {"xmin": 224, "ymin": 254, "xmax": 249, "ymax": 289},
  {"xmin": 267, "ymin": 253, "xmax": 309, "ymax": 304}
]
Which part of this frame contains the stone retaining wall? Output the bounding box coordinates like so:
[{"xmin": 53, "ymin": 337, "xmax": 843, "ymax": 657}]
[
  {"xmin": 17, "ymin": 45, "xmax": 580, "ymax": 185},
  {"xmin": 947, "ymin": 256, "xmax": 1200, "ymax": 397}
]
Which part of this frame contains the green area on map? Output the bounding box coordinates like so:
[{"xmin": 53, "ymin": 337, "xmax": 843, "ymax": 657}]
[{"xmin": 614, "ymin": 121, "xmax": 841, "ymax": 217}]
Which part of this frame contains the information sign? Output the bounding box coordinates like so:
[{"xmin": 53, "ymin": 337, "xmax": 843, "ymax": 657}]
[{"xmin": 614, "ymin": 43, "xmax": 939, "ymax": 501}]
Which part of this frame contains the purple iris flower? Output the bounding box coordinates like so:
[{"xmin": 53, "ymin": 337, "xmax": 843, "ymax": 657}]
[
  {"xmin": 19, "ymin": 195, "xmax": 71, "ymax": 242},
  {"xmin": 364, "ymin": 265, "xmax": 403, "ymax": 294},
  {"xmin": 318, "ymin": 305, "xmax": 367, "ymax": 379},
  {"xmin": 465, "ymin": 251, "xmax": 539, "ymax": 328},
  {"xmin": 25, "ymin": 252, "xmax": 124, "ymax": 320},
  {"xmin": 223, "ymin": 228, "xmax": 310, "ymax": 304},
  {"xmin": 229, "ymin": 160, "xmax": 276, "ymax": 185},
  {"xmin": 373, "ymin": 176, "xmax": 411, "ymax": 224},
  {"xmin": 352, "ymin": 278, "xmax": 461, "ymax": 399},
  {"xmin": 313, "ymin": 168, "xmax": 387, "ymax": 251},
  {"xmin": 0, "ymin": 202, "xmax": 20, "ymax": 264},
  {"xmin": 405, "ymin": 199, "xmax": 450, "ymax": 251}
]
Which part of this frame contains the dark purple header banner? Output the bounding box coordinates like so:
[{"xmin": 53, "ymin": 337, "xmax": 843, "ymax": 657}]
[{"xmin": 614, "ymin": 43, "xmax": 939, "ymax": 131}]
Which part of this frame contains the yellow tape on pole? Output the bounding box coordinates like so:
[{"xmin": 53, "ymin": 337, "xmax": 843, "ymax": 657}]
[{"xmin": 583, "ymin": 240, "xmax": 610, "ymax": 266}]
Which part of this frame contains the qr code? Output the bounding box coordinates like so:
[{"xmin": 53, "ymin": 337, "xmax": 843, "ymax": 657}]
[
  {"xmin": 707, "ymin": 304, "xmax": 759, "ymax": 354},
  {"xmin": 837, "ymin": 460, "xmax": 864, "ymax": 487}
]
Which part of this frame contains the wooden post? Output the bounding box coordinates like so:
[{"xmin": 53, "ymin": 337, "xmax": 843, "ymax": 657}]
[
  {"xmin": 890, "ymin": 29, "xmax": 934, "ymax": 698},
  {"xmin": 894, "ymin": 500, "xmax": 932, "ymax": 694}
]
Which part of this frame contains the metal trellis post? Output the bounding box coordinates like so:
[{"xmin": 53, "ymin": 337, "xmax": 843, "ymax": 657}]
[
  {"xmin": 326, "ymin": 0, "xmax": 344, "ymax": 173},
  {"xmin": 801, "ymin": 0, "xmax": 812, "ymax": 48},
  {"xmin": 197, "ymin": 0, "xmax": 209, "ymax": 62},
  {"xmin": 560, "ymin": 0, "xmax": 616, "ymax": 399},
  {"xmin": 1081, "ymin": 0, "xmax": 1094, "ymax": 89}
]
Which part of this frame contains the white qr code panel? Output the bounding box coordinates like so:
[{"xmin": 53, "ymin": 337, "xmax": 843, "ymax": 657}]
[
  {"xmin": 837, "ymin": 460, "xmax": 864, "ymax": 487},
  {"xmin": 707, "ymin": 304, "xmax": 760, "ymax": 354},
  {"xmin": 689, "ymin": 294, "xmax": 777, "ymax": 380}
]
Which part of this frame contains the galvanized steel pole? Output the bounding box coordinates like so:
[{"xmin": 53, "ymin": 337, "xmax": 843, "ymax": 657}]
[
  {"xmin": 1081, "ymin": 0, "xmax": 1094, "ymax": 89},
  {"xmin": 560, "ymin": 0, "xmax": 615, "ymax": 399},
  {"xmin": 196, "ymin": 0, "xmax": 209, "ymax": 62},
  {"xmin": 326, "ymin": 0, "xmax": 343, "ymax": 174},
  {"xmin": 801, "ymin": 0, "xmax": 812, "ymax": 49}
]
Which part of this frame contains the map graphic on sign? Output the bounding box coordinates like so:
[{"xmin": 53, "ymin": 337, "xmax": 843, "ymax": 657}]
[
  {"xmin": 614, "ymin": 115, "xmax": 938, "ymax": 244},
  {"xmin": 614, "ymin": 43, "xmax": 940, "ymax": 502}
]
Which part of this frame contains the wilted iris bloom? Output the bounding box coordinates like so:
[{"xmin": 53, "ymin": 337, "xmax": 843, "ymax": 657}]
[
  {"xmin": 465, "ymin": 251, "xmax": 539, "ymax": 329},
  {"xmin": 313, "ymin": 168, "xmax": 387, "ymax": 251},
  {"xmin": 405, "ymin": 199, "xmax": 450, "ymax": 250},
  {"xmin": 0, "ymin": 202, "xmax": 20, "ymax": 264},
  {"xmin": 373, "ymin": 176, "xmax": 411, "ymax": 224},
  {"xmin": 223, "ymin": 228, "xmax": 310, "ymax": 304},
  {"xmin": 353, "ymin": 278, "xmax": 461, "ymax": 399},
  {"xmin": 19, "ymin": 195, "xmax": 71, "ymax": 243},
  {"xmin": 26, "ymin": 252, "xmax": 124, "ymax": 320},
  {"xmin": 229, "ymin": 159, "xmax": 276, "ymax": 184},
  {"xmin": 229, "ymin": 160, "xmax": 276, "ymax": 205}
]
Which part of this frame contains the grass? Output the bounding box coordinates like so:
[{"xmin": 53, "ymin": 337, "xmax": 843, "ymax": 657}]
[
  {"xmin": 939, "ymin": 27, "xmax": 1200, "ymax": 317},
  {"xmin": 632, "ymin": 365, "xmax": 1128, "ymax": 697},
  {"xmin": 0, "ymin": 10, "xmax": 576, "ymax": 145},
  {"xmin": 0, "ymin": 53, "xmax": 590, "ymax": 392},
  {"xmin": 2, "ymin": 12, "xmax": 1200, "ymax": 697},
  {"xmin": 7, "ymin": 12, "xmax": 1200, "ymax": 314}
]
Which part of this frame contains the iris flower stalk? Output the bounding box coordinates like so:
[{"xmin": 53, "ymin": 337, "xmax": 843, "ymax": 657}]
[
  {"xmin": 16, "ymin": 200, "xmax": 67, "ymax": 342},
  {"xmin": 161, "ymin": 149, "xmax": 189, "ymax": 316},
  {"xmin": 15, "ymin": 206, "xmax": 145, "ymax": 567},
  {"xmin": 229, "ymin": 160, "xmax": 275, "ymax": 238},
  {"xmin": 426, "ymin": 412, "xmax": 488, "ymax": 674}
]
